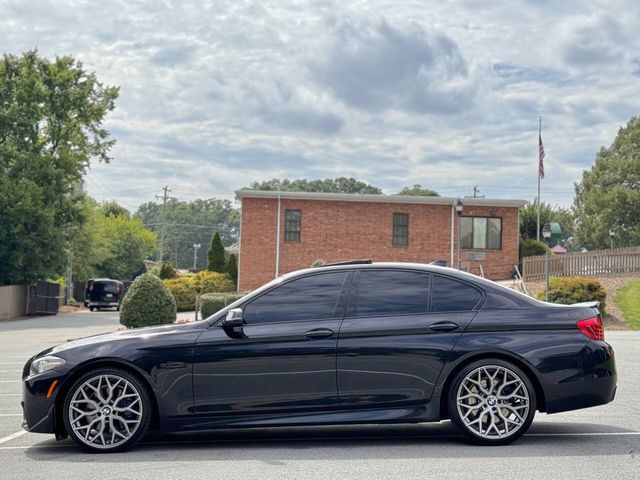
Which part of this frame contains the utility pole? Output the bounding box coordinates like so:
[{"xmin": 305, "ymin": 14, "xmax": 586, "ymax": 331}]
[
  {"xmin": 473, "ymin": 185, "xmax": 479, "ymax": 198},
  {"xmin": 193, "ymin": 243, "xmax": 201, "ymax": 270},
  {"xmin": 156, "ymin": 186, "xmax": 171, "ymax": 262}
]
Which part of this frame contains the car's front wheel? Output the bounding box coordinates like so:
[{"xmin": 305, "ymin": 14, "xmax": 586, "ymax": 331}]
[
  {"xmin": 448, "ymin": 359, "xmax": 536, "ymax": 445},
  {"xmin": 63, "ymin": 368, "xmax": 152, "ymax": 453}
]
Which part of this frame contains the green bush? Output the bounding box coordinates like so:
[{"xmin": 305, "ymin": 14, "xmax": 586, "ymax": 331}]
[
  {"xmin": 120, "ymin": 273, "xmax": 177, "ymax": 328},
  {"xmin": 163, "ymin": 276, "xmax": 197, "ymax": 311},
  {"xmin": 158, "ymin": 262, "xmax": 178, "ymax": 279},
  {"xmin": 536, "ymin": 277, "xmax": 606, "ymax": 315},
  {"xmin": 225, "ymin": 253, "xmax": 238, "ymax": 285},
  {"xmin": 200, "ymin": 292, "xmax": 243, "ymax": 318},
  {"xmin": 163, "ymin": 271, "xmax": 235, "ymax": 312},
  {"xmin": 519, "ymin": 239, "xmax": 549, "ymax": 260}
]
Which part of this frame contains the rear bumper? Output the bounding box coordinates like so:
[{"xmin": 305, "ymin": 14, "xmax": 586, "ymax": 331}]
[
  {"xmin": 88, "ymin": 301, "xmax": 119, "ymax": 307},
  {"xmin": 21, "ymin": 371, "xmax": 67, "ymax": 434},
  {"xmin": 544, "ymin": 340, "xmax": 617, "ymax": 414}
]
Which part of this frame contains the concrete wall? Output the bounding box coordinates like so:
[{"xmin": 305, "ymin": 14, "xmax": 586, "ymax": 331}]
[{"xmin": 0, "ymin": 285, "xmax": 28, "ymax": 321}]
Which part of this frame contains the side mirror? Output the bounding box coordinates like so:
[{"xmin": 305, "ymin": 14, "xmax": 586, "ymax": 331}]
[{"xmin": 222, "ymin": 308, "xmax": 244, "ymax": 327}]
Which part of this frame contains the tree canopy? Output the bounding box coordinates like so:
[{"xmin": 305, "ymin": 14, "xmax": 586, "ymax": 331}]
[
  {"xmin": 396, "ymin": 184, "xmax": 439, "ymax": 196},
  {"xmin": 519, "ymin": 199, "xmax": 575, "ymax": 246},
  {"xmin": 0, "ymin": 51, "xmax": 118, "ymax": 285},
  {"xmin": 573, "ymin": 117, "xmax": 640, "ymax": 249},
  {"xmin": 207, "ymin": 232, "xmax": 226, "ymax": 273},
  {"xmin": 134, "ymin": 198, "xmax": 239, "ymax": 268},
  {"xmin": 247, "ymin": 177, "xmax": 383, "ymax": 194}
]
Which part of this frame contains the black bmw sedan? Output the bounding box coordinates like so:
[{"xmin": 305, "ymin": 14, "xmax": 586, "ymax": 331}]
[{"xmin": 21, "ymin": 262, "xmax": 616, "ymax": 452}]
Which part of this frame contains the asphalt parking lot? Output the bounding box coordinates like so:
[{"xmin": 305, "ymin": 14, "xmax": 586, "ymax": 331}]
[{"xmin": 1, "ymin": 311, "xmax": 638, "ymax": 479}]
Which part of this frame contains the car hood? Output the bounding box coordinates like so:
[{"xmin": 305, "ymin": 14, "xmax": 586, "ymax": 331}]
[{"xmin": 36, "ymin": 322, "xmax": 206, "ymax": 358}]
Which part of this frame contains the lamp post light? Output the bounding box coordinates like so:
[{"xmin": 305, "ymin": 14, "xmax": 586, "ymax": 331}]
[
  {"xmin": 455, "ymin": 198, "xmax": 464, "ymax": 270},
  {"xmin": 609, "ymin": 228, "xmax": 615, "ymax": 250},
  {"xmin": 542, "ymin": 223, "xmax": 552, "ymax": 302},
  {"xmin": 193, "ymin": 243, "xmax": 201, "ymax": 270}
]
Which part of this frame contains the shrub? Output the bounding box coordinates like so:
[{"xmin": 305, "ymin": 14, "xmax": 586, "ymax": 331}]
[
  {"xmin": 311, "ymin": 258, "xmax": 326, "ymax": 267},
  {"xmin": 207, "ymin": 231, "xmax": 226, "ymax": 272},
  {"xmin": 163, "ymin": 271, "xmax": 235, "ymax": 312},
  {"xmin": 225, "ymin": 253, "xmax": 238, "ymax": 285},
  {"xmin": 193, "ymin": 270, "xmax": 235, "ymax": 294},
  {"xmin": 200, "ymin": 292, "xmax": 243, "ymax": 318},
  {"xmin": 535, "ymin": 277, "xmax": 606, "ymax": 315},
  {"xmin": 163, "ymin": 276, "xmax": 197, "ymax": 311},
  {"xmin": 519, "ymin": 239, "xmax": 549, "ymax": 260},
  {"xmin": 120, "ymin": 273, "xmax": 176, "ymax": 328},
  {"xmin": 158, "ymin": 262, "xmax": 177, "ymax": 280}
]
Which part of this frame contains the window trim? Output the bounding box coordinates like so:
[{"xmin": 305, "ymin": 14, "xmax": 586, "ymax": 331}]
[
  {"xmin": 392, "ymin": 212, "xmax": 409, "ymax": 247},
  {"xmin": 460, "ymin": 216, "xmax": 502, "ymax": 250},
  {"xmin": 284, "ymin": 208, "xmax": 302, "ymax": 243}
]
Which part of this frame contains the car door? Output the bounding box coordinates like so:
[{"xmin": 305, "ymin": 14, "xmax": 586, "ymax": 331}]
[
  {"xmin": 336, "ymin": 269, "xmax": 482, "ymax": 407},
  {"xmin": 192, "ymin": 270, "xmax": 351, "ymax": 415}
]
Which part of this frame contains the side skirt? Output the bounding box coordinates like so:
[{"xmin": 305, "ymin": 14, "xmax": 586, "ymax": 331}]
[{"xmin": 161, "ymin": 403, "xmax": 440, "ymax": 432}]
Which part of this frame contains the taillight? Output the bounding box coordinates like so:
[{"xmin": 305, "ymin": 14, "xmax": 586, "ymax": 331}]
[
  {"xmin": 115, "ymin": 284, "xmax": 120, "ymax": 293},
  {"xmin": 577, "ymin": 316, "xmax": 604, "ymax": 341}
]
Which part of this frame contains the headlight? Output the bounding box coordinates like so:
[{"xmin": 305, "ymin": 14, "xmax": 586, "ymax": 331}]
[{"xmin": 29, "ymin": 356, "xmax": 66, "ymax": 376}]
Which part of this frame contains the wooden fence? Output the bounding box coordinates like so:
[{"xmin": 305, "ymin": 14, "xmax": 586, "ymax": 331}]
[{"xmin": 522, "ymin": 246, "xmax": 640, "ymax": 281}]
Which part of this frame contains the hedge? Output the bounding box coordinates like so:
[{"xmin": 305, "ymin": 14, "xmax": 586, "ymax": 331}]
[
  {"xmin": 536, "ymin": 276, "xmax": 606, "ymax": 315},
  {"xmin": 120, "ymin": 273, "xmax": 177, "ymax": 328},
  {"xmin": 163, "ymin": 271, "xmax": 236, "ymax": 312},
  {"xmin": 200, "ymin": 292, "xmax": 243, "ymax": 318}
]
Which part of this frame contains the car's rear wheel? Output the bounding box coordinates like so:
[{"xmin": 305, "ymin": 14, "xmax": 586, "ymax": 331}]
[
  {"xmin": 89, "ymin": 306, "xmax": 94, "ymax": 312},
  {"xmin": 63, "ymin": 368, "xmax": 152, "ymax": 453},
  {"xmin": 448, "ymin": 359, "xmax": 536, "ymax": 445}
]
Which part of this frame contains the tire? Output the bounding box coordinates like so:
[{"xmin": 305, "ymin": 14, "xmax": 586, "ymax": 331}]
[
  {"xmin": 447, "ymin": 358, "xmax": 536, "ymax": 445},
  {"xmin": 63, "ymin": 367, "xmax": 152, "ymax": 453},
  {"xmin": 89, "ymin": 307, "xmax": 94, "ymax": 312}
]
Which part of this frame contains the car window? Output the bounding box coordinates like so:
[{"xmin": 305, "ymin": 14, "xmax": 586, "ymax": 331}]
[
  {"xmin": 243, "ymin": 272, "xmax": 348, "ymax": 324},
  {"xmin": 430, "ymin": 275, "xmax": 482, "ymax": 312},
  {"xmin": 351, "ymin": 270, "xmax": 429, "ymax": 317}
]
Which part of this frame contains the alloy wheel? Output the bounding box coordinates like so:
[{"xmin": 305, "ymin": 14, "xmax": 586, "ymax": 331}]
[
  {"xmin": 455, "ymin": 365, "xmax": 530, "ymax": 439},
  {"xmin": 68, "ymin": 374, "xmax": 144, "ymax": 449}
]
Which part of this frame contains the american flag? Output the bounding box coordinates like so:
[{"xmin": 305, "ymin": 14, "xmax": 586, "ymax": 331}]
[{"xmin": 538, "ymin": 132, "xmax": 545, "ymax": 179}]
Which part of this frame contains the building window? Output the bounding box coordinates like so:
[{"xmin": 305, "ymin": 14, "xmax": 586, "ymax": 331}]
[
  {"xmin": 392, "ymin": 213, "xmax": 409, "ymax": 246},
  {"xmin": 461, "ymin": 217, "xmax": 502, "ymax": 250},
  {"xmin": 285, "ymin": 209, "xmax": 301, "ymax": 242}
]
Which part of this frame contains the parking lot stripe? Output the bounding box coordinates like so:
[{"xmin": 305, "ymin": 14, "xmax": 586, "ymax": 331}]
[
  {"xmin": 0, "ymin": 414, "xmax": 22, "ymax": 417},
  {"xmin": 0, "ymin": 431, "xmax": 27, "ymax": 445}
]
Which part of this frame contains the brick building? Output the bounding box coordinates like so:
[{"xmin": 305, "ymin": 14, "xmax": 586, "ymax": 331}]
[{"xmin": 236, "ymin": 190, "xmax": 527, "ymax": 291}]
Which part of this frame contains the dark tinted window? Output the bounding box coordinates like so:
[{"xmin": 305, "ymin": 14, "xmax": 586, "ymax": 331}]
[
  {"xmin": 430, "ymin": 275, "xmax": 482, "ymax": 312},
  {"xmin": 353, "ymin": 270, "xmax": 429, "ymax": 317},
  {"xmin": 285, "ymin": 209, "xmax": 301, "ymax": 242},
  {"xmin": 243, "ymin": 272, "xmax": 347, "ymax": 324}
]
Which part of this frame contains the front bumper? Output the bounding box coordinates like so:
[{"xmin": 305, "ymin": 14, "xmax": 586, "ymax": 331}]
[
  {"xmin": 21, "ymin": 370, "xmax": 67, "ymax": 434},
  {"xmin": 544, "ymin": 340, "xmax": 617, "ymax": 414}
]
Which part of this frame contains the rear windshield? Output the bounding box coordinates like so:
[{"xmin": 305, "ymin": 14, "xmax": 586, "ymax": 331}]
[{"xmin": 94, "ymin": 282, "xmax": 118, "ymax": 294}]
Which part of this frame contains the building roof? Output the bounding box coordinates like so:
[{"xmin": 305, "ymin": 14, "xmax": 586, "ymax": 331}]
[{"xmin": 236, "ymin": 189, "xmax": 528, "ymax": 208}]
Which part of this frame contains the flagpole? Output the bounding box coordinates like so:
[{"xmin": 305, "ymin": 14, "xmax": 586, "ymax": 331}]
[{"xmin": 537, "ymin": 116, "xmax": 542, "ymax": 241}]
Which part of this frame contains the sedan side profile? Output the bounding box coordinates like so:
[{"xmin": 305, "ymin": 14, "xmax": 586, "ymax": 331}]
[{"xmin": 22, "ymin": 262, "xmax": 617, "ymax": 452}]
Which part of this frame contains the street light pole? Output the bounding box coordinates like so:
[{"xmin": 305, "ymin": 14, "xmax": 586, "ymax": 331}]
[
  {"xmin": 455, "ymin": 199, "xmax": 464, "ymax": 270},
  {"xmin": 193, "ymin": 243, "xmax": 201, "ymax": 270},
  {"xmin": 609, "ymin": 228, "xmax": 615, "ymax": 250},
  {"xmin": 542, "ymin": 223, "xmax": 552, "ymax": 302}
]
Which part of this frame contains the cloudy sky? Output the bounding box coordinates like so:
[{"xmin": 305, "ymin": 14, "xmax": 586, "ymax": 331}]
[{"xmin": 2, "ymin": 0, "xmax": 639, "ymax": 210}]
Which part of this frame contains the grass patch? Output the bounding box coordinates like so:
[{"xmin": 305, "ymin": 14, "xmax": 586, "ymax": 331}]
[{"xmin": 614, "ymin": 280, "xmax": 640, "ymax": 330}]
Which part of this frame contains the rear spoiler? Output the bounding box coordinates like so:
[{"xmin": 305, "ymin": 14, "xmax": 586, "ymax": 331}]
[{"xmin": 571, "ymin": 301, "xmax": 600, "ymax": 309}]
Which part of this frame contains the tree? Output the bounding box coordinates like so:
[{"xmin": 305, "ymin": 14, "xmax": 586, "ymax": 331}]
[
  {"xmin": 397, "ymin": 184, "xmax": 439, "ymax": 196},
  {"xmin": 207, "ymin": 232, "xmax": 226, "ymax": 272},
  {"xmin": 574, "ymin": 117, "xmax": 640, "ymax": 249},
  {"xmin": 225, "ymin": 253, "xmax": 238, "ymax": 285},
  {"xmin": 519, "ymin": 199, "xmax": 575, "ymax": 245},
  {"xmin": 247, "ymin": 177, "xmax": 383, "ymax": 194},
  {"xmin": 0, "ymin": 51, "xmax": 118, "ymax": 285},
  {"xmin": 134, "ymin": 198, "xmax": 239, "ymax": 268},
  {"xmin": 97, "ymin": 212, "xmax": 157, "ymax": 281},
  {"xmin": 158, "ymin": 262, "xmax": 177, "ymax": 280}
]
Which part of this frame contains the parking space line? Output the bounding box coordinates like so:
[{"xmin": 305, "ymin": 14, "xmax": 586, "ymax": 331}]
[
  {"xmin": 0, "ymin": 431, "xmax": 27, "ymax": 445},
  {"xmin": 0, "ymin": 414, "xmax": 22, "ymax": 417},
  {"xmin": 0, "ymin": 381, "xmax": 20, "ymax": 383},
  {"xmin": 0, "ymin": 394, "xmax": 21, "ymax": 397}
]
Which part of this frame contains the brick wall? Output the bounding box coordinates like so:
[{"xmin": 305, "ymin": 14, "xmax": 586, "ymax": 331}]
[{"xmin": 239, "ymin": 197, "xmax": 519, "ymax": 291}]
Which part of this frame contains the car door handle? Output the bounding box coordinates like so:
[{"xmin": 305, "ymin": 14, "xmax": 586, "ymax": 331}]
[
  {"xmin": 429, "ymin": 322, "xmax": 459, "ymax": 333},
  {"xmin": 304, "ymin": 328, "xmax": 335, "ymax": 340}
]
